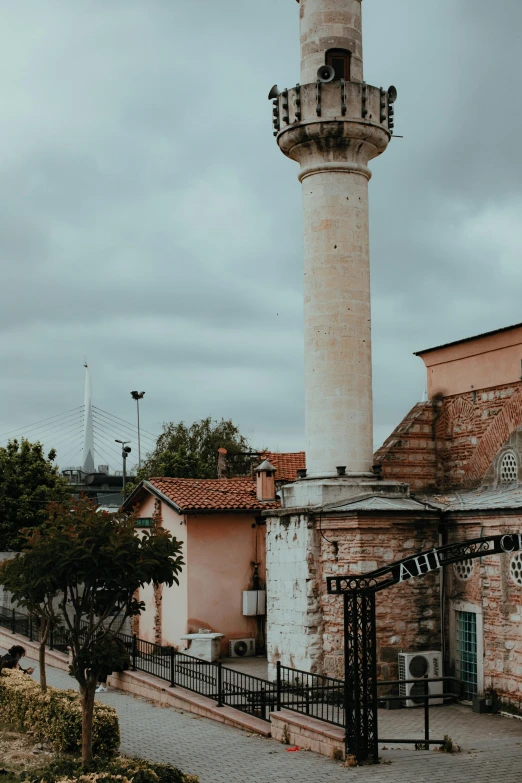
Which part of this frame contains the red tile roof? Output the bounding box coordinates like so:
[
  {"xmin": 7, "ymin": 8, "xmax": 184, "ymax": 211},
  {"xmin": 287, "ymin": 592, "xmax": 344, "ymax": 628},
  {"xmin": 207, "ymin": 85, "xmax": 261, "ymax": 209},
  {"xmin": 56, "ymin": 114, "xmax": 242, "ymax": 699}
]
[
  {"xmin": 260, "ymin": 452, "xmax": 306, "ymax": 483},
  {"xmin": 147, "ymin": 477, "xmax": 280, "ymax": 512}
]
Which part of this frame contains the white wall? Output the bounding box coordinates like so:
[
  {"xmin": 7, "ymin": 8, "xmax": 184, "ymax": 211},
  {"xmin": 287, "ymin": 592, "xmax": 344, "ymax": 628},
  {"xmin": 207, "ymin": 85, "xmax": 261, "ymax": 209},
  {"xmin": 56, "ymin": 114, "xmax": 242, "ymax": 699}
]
[{"xmin": 266, "ymin": 513, "xmax": 323, "ymax": 680}]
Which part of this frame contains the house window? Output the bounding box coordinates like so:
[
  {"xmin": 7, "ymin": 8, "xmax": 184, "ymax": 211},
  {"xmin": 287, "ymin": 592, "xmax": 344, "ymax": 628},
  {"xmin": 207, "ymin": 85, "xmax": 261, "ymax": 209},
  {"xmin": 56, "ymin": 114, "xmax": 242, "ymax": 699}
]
[
  {"xmin": 326, "ymin": 49, "xmax": 351, "ymax": 81},
  {"xmin": 455, "ymin": 610, "xmax": 478, "ymax": 701},
  {"xmin": 500, "ymin": 451, "xmax": 518, "ymax": 483},
  {"xmin": 135, "ymin": 517, "xmax": 154, "ymax": 528}
]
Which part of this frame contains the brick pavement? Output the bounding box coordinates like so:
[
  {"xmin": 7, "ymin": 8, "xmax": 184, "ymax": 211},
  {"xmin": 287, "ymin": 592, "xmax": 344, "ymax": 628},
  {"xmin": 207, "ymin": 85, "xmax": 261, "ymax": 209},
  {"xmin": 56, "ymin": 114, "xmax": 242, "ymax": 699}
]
[{"xmin": 7, "ymin": 651, "xmax": 522, "ymax": 783}]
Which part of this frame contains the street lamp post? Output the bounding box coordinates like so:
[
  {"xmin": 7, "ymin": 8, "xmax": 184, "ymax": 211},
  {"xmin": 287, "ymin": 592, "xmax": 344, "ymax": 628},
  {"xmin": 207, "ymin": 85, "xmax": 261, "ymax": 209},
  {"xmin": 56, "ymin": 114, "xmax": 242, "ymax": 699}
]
[
  {"xmin": 115, "ymin": 439, "xmax": 131, "ymax": 495},
  {"xmin": 130, "ymin": 391, "xmax": 145, "ymax": 470}
]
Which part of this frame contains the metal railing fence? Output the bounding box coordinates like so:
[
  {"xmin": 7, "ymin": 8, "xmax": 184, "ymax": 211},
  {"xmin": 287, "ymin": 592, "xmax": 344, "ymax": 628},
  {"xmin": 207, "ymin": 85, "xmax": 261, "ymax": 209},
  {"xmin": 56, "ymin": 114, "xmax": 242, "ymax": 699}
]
[
  {"xmin": 277, "ymin": 662, "xmax": 345, "ymax": 727},
  {"xmin": 0, "ymin": 605, "xmax": 335, "ymax": 724},
  {"xmin": 377, "ymin": 676, "xmax": 462, "ymax": 748},
  {"xmin": 1, "ymin": 604, "xmax": 463, "ymax": 737}
]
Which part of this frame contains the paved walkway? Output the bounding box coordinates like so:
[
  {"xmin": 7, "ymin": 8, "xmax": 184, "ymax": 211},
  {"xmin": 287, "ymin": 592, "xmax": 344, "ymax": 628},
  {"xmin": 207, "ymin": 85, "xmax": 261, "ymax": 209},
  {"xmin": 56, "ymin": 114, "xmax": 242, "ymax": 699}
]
[
  {"xmin": 220, "ymin": 656, "xmax": 268, "ymax": 679},
  {"xmin": 8, "ymin": 650, "xmax": 522, "ymax": 783}
]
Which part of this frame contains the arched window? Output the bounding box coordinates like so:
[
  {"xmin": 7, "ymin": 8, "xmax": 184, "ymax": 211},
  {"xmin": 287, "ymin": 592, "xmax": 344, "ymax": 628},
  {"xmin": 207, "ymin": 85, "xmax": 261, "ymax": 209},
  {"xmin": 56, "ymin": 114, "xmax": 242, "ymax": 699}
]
[
  {"xmin": 500, "ymin": 450, "xmax": 518, "ymax": 483},
  {"xmin": 326, "ymin": 49, "xmax": 351, "ymax": 81}
]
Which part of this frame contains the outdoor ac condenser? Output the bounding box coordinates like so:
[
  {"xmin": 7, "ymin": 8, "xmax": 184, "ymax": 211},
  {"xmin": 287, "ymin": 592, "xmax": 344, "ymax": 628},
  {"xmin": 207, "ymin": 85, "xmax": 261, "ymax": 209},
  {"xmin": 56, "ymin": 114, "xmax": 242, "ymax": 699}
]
[
  {"xmin": 229, "ymin": 638, "xmax": 256, "ymax": 658},
  {"xmin": 398, "ymin": 651, "xmax": 444, "ymax": 708}
]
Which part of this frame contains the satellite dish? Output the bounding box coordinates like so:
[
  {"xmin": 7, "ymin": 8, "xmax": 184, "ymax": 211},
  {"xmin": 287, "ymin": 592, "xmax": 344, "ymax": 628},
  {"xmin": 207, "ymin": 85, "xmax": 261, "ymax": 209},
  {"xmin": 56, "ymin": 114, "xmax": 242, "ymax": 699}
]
[
  {"xmin": 268, "ymin": 85, "xmax": 280, "ymax": 100},
  {"xmin": 387, "ymin": 85, "xmax": 398, "ymax": 103},
  {"xmin": 317, "ymin": 65, "xmax": 336, "ymax": 83}
]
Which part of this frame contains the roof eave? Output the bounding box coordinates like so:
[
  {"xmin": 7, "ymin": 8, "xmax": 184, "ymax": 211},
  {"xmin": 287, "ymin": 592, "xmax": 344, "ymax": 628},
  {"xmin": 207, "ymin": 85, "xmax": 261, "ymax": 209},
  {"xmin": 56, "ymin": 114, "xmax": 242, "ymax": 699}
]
[
  {"xmin": 122, "ymin": 480, "xmax": 183, "ymax": 515},
  {"xmin": 414, "ymin": 321, "xmax": 522, "ymax": 357}
]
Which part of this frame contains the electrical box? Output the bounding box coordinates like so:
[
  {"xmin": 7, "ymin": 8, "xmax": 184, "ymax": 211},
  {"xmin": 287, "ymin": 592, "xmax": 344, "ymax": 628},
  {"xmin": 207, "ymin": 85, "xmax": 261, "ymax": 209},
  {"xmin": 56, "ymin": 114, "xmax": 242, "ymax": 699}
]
[{"xmin": 242, "ymin": 590, "xmax": 266, "ymax": 616}]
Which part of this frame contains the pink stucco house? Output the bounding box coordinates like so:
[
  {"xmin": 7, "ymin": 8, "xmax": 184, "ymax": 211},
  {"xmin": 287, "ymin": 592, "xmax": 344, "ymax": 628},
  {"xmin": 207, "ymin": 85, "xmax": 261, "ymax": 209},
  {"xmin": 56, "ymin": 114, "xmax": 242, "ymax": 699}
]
[{"xmin": 122, "ymin": 452, "xmax": 305, "ymax": 655}]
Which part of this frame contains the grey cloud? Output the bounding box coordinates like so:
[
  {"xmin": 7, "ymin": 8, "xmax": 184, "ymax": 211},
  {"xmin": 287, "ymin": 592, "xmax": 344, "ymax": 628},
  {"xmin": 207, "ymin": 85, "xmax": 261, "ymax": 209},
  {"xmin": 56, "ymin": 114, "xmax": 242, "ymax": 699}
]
[{"xmin": 0, "ymin": 1, "xmax": 520, "ymax": 468}]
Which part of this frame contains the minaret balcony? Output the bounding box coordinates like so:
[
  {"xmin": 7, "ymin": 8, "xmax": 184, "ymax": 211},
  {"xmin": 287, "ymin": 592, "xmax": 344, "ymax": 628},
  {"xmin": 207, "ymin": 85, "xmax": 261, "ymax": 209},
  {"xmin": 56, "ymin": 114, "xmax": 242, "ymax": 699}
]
[{"xmin": 272, "ymin": 81, "xmax": 395, "ymax": 166}]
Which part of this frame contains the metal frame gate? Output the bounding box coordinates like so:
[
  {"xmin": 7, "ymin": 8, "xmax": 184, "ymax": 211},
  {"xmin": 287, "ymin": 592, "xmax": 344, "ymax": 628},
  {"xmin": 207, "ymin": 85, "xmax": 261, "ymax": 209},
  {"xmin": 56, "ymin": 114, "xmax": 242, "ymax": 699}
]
[{"xmin": 327, "ymin": 532, "xmax": 522, "ymax": 763}]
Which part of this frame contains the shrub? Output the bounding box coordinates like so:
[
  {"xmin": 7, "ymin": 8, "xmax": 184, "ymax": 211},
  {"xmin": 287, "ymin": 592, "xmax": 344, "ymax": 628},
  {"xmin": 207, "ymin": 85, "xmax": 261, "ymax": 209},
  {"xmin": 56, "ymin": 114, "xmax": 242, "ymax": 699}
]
[
  {"xmin": 0, "ymin": 670, "xmax": 119, "ymax": 756},
  {"xmin": 23, "ymin": 756, "xmax": 199, "ymax": 783}
]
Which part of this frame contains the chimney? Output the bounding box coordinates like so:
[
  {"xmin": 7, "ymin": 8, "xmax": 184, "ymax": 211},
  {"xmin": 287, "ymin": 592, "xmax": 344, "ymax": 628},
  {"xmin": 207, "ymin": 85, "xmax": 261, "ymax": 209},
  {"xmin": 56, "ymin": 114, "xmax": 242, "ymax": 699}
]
[
  {"xmin": 217, "ymin": 447, "xmax": 227, "ymax": 479},
  {"xmin": 255, "ymin": 459, "xmax": 276, "ymax": 501}
]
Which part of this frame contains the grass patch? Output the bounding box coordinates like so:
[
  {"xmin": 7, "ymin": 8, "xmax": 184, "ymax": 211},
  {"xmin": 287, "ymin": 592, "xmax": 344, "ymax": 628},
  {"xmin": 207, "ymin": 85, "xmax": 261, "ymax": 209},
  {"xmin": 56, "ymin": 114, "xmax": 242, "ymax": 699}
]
[
  {"xmin": 0, "ymin": 728, "xmax": 54, "ymax": 776},
  {"xmin": 0, "ymin": 728, "xmax": 198, "ymax": 783}
]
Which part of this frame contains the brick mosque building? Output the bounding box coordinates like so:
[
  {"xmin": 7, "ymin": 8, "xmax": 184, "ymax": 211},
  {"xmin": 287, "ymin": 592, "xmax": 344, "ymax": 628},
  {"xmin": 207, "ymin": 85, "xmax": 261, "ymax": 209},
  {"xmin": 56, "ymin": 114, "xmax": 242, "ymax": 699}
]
[
  {"xmin": 266, "ymin": 322, "xmax": 522, "ymax": 710},
  {"xmin": 265, "ymin": 0, "xmax": 522, "ymax": 713}
]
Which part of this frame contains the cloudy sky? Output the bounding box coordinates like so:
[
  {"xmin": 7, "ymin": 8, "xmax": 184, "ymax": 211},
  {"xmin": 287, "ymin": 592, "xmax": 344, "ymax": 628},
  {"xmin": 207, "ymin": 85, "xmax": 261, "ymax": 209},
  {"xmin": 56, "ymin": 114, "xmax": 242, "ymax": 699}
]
[{"xmin": 0, "ymin": 0, "xmax": 521, "ymax": 472}]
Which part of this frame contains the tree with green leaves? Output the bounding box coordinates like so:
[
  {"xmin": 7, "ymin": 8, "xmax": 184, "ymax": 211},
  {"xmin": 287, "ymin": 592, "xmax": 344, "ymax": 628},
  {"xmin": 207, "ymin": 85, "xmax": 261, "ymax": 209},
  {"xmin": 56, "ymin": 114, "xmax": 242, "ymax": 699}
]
[
  {"xmin": 0, "ymin": 438, "xmax": 71, "ymax": 551},
  {"xmin": 0, "ymin": 535, "xmax": 61, "ymax": 692},
  {"xmin": 8, "ymin": 498, "xmax": 184, "ymax": 765},
  {"xmin": 130, "ymin": 417, "xmax": 252, "ymax": 487}
]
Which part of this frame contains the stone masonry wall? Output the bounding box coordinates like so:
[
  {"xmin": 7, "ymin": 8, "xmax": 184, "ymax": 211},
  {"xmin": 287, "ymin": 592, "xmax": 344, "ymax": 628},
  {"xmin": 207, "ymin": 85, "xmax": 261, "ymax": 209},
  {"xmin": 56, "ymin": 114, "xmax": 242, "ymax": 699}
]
[
  {"xmin": 375, "ymin": 381, "xmax": 522, "ymax": 491},
  {"xmin": 446, "ymin": 515, "xmax": 522, "ymax": 709},
  {"xmin": 266, "ymin": 510, "xmax": 441, "ymax": 682},
  {"xmin": 373, "ymin": 402, "xmax": 441, "ymax": 490},
  {"xmin": 320, "ymin": 516, "xmax": 441, "ymax": 681},
  {"xmin": 266, "ymin": 513, "xmax": 323, "ymax": 680}
]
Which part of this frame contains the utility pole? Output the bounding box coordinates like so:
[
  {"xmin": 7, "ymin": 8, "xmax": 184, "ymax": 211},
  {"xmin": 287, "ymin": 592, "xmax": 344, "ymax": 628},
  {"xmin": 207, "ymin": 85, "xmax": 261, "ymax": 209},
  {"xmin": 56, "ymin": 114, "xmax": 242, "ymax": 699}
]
[
  {"xmin": 115, "ymin": 440, "xmax": 131, "ymax": 495},
  {"xmin": 130, "ymin": 391, "xmax": 145, "ymax": 469}
]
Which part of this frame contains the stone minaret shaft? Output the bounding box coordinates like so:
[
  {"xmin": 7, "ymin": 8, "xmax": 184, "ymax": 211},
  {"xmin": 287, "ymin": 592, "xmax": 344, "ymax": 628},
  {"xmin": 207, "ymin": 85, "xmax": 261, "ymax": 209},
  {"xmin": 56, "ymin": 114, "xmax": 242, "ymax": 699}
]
[{"xmin": 273, "ymin": 0, "xmax": 394, "ymax": 478}]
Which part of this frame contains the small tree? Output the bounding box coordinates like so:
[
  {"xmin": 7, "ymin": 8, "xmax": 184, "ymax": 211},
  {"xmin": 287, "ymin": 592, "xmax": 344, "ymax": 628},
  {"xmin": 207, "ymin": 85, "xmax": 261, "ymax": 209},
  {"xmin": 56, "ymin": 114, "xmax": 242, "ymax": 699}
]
[
  {"xmin": 130, "ymin": 417, "xmax": 251, "ymax": 488},
  {"xmin": 20, "ymin": 498, "xmax": 184, "ymax": 765},
  {"xmin": 0, "ymin": 538, "xmax": 60, "ymax": 691},
  {"xmin": 0, "ymin": 438, "xmax": 71, "ymax": 551}
]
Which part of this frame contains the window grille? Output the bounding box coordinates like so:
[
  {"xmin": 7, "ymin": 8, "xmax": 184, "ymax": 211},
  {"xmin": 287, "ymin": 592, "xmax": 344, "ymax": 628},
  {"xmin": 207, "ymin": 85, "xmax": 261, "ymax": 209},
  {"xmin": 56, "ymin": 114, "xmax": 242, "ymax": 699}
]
[
  {"xmin": 455, "ymin": 611, "xmax": 478, "ymax": 701},
  {"xmin": 453, "ymin": 559, "xmax": 474, "ymax": 581},
  {"xmin": 510, "ymin": 552, "xmax": 522, "ymax": 587},
  {"xmin": 500, "ymin": 451, "xmax": 518, "ymax": 483}
]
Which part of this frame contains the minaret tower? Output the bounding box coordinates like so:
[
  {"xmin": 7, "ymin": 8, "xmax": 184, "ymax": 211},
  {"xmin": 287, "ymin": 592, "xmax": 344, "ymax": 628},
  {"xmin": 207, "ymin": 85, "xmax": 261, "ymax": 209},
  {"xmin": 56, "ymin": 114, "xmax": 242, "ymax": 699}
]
[{"xmin": 271, "ymin": 0, "xmax": 396, "ymax": 504}]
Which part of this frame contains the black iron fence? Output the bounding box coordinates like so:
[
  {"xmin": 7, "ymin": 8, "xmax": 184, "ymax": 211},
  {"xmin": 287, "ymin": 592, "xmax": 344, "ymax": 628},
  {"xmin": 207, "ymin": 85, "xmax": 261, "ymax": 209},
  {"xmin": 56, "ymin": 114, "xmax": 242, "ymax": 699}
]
[
  {"xmin": 1, "ymin": 605, "xmax": 463, "ymax": 737},
  {"xmin": 377, "ymin": 676, "xmax": 462, "ymax": 748},
  {"xmin": 0, "ymin": 606, "xmax": 318, "ymax": 724},
  {"xmin": 0, "ymin": 606, "xmax": 70, "ymax": 652},
  {"xmin": 277, "ymin": 663, "xmax": 345, "ymax": 727}
]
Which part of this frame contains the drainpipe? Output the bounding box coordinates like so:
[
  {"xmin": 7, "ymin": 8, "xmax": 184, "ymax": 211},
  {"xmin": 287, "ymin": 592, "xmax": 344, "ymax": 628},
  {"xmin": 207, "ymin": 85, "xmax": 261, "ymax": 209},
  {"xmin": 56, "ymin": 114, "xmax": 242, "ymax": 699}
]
[{"xmin": 439, "ymin": 512, "xmax": 449, "ymax": 671}]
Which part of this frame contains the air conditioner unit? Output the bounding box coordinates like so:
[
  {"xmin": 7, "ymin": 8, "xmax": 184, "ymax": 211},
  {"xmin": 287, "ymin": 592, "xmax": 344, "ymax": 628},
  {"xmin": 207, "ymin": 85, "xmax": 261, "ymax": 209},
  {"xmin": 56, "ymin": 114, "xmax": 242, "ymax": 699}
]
[
  {"xmin": 398, "ymin": 651, "xmax": 443, "ymax": 708},
  {"xmin": 229, "ymin": 638, "xmax": 256, "ymax": 658}
]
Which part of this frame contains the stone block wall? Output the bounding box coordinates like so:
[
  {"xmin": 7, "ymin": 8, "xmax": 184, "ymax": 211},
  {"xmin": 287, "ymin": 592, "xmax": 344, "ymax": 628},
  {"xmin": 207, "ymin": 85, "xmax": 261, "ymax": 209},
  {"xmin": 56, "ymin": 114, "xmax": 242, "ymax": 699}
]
[
  {"xmin": 320, "ymin": 516, "xmax": 441, "ymax": 681},
  {"xmin": 266, "ymin": 511, "xmax": 441, "ymax": 682},
  {"xmin": 266, "ymin": 512, "xmax": 323, "ymax": 679}
]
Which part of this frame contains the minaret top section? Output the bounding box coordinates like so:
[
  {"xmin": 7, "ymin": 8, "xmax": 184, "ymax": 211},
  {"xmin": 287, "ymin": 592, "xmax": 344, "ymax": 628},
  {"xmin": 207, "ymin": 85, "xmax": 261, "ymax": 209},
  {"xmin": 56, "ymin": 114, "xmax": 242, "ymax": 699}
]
[{"xmin": 299, "ymin": 0, "xmax": 363, "ymax": 85}]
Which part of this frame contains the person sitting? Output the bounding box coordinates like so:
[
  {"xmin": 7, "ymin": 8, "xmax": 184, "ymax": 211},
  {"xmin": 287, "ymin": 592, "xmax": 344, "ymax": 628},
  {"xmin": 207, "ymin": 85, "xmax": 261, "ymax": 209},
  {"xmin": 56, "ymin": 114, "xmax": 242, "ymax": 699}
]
[
  {"xmin": 95, "ymin": 636, "xmax": 130, "ymax": 693},
  {"xmin": 0, "ymin": 645, "xmax": 35, "ymax": 675}
]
